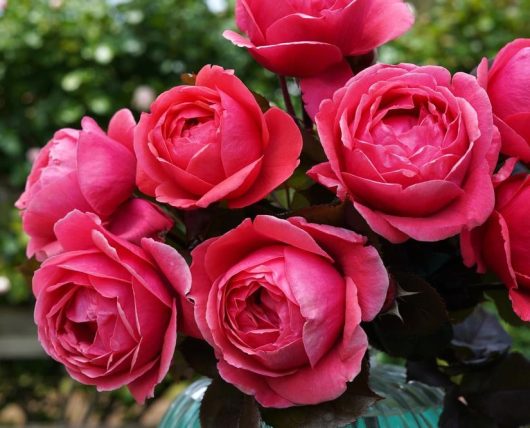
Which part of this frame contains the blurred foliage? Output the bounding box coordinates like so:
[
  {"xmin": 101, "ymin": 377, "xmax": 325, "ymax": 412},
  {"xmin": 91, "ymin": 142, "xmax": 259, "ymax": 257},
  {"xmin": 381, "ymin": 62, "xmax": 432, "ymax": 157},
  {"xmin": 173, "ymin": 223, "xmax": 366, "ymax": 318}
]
[
  {"xmin": 0, "ymin": 0, "xmax": 276, "ymax": 190},
  {"xmin": 0, "ymin": 191, "xmax": 30, "ymax": 305},
  {"xmin": 0, "ymin": 358, "xmax": 191, "ymax": 425},
  {"xmin": 381, "ymin": 0, "xmax": 530, "ymax": 72}
]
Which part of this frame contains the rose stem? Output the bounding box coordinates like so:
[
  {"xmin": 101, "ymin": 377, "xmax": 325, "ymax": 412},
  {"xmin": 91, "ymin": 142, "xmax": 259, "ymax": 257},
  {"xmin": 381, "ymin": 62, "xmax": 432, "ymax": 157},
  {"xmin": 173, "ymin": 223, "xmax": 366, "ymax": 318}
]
[
  {"xmin": 468, "ymin": 282, "xmax": 506, "ymax": 292},
  {"xmin": 278, "ymin": 75, "xmax": 297, "ymax": 119},
  {"xmin": 284, "ymin": 184, "xmax": 292, "ymax": 210},
  {"xmin": 302, "ymin": 103, "xmax": 313, "ymax": 131}
]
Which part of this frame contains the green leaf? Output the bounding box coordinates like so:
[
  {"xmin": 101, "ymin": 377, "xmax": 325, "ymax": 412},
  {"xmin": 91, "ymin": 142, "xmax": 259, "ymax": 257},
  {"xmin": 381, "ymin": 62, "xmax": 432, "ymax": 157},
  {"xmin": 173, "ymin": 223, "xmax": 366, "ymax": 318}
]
[
  {"xmin": 178, "ymin": 337, "xmax": 218, "ymax": 379},
  {"xmin": 301, "ymin": 128, "xmax": 326, "ymax": 163},
  {"xmin": 290, "ymin": 192, "xmax": 311, "ymax": 210},
  {"xmin": 439, "ymin": 388, "xmax": 497, "ymax": 428},
  {"xmin": 459, "ymin": 353, "xmax": 530, "ymax": 426},
  {"xmin": 486, "ymin": 289, "xmax": 530, "ymax": 327},
  {"xmin": 286, "ymin": 169, "xmax": 314, "ymax": 191},
  {"xmin": 251, "ymin": 91, "xmax": 270, "ymax": 112},
  {"xmin": 344, "ymin": 204, "xmax": 382, "ymax": 250},
  {"xmin": 200, "ymin": 377, "xmax": 261, "ymax": 428},
  {"xmin": 406, "ymin": 360, "xmax": 453, "ymax": 389},
  {"xmin": 260, "ymin": 358, "xmax": 380, "ymax": 428},
  {"xmin": 450, "ymin": 306, "xmax": 511, "ymax": 367},
  {"xmin": 290, "ymin": 202, "xmax": 346, "ymax": 227},
  {"xmin": 366, "ymin": 273, "xmax": 452, "ymax": 359}
]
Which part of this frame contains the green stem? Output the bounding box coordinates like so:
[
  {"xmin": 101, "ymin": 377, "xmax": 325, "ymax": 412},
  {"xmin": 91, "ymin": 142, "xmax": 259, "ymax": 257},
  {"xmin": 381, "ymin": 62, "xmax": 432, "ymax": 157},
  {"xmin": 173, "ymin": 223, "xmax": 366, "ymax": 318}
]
[{"xmin": 278, "ymin": 75, "xmax": 296, "ymax": 118}]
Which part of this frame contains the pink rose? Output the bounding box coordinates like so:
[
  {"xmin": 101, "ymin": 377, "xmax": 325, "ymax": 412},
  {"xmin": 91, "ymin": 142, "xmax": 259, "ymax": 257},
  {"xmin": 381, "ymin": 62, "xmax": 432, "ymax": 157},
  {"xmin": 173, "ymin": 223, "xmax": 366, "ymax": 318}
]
[
  {"xmin": 461, "ymin": 173, "xmax": 530, "ymax": 321},
  {"xmin": 224, "ymin": 0, "xmax": 414, "ymax": 116},
  {"xmin": 189, "ymin": 215, "xmax": 389, "ymax": 407},
  {"xmin": 477, "ymin": 39, "xmax": 530, "ymax": 163},
  {"xmin": 308, "ymin": 64, "xmax": 500, "ymax": 243},
  {"xmin": 134, "ymin": 65, "xmax": 302, "ymax": 209},
  {"xmin": 33, "ymin": 210, "xmax": 198, "ymax": 403},
  {"xmin": 15, "ymin": 109, "xmax": 158, "ymax": 261}
]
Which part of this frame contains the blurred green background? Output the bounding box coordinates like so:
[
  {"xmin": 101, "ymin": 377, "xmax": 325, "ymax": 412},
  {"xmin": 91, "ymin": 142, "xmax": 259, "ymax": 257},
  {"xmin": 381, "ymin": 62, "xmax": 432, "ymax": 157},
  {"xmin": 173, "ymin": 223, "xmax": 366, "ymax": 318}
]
[{"xmin": 1, "ymin": 0, "xmax": 530, "ymax": 425}]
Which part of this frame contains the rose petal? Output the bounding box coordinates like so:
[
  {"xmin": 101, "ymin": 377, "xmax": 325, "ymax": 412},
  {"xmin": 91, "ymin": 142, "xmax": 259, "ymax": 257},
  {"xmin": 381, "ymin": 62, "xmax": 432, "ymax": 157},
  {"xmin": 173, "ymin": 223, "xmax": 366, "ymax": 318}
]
[
  {"xmin": 107, "ymin": 109, "xmax": 136, "ymax": 151},
  {"xmin": 249, "ymin": 41, "xmax": 343, "ymax": 77},
  {"xmin": 229, "ymin": 108, "xmax": 302, "ymax": 208},
  {"xmin": 108, "ymin": 199, "xmax": 173, "ymax": 245},
  {"xmin": 301, "ymin": 61, "xmax": 354, "ymax": 120},
  {"xmin": 77, "ymin": 132, "xmax": 136, "ymax": 217}
]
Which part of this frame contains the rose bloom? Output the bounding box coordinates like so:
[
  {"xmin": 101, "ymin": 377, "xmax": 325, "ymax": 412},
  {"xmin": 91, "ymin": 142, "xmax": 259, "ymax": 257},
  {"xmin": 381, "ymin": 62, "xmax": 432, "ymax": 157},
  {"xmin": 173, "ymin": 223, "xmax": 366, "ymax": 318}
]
[
  {"xmin": 190, "ymin": 215, "xmax": 389, "ymax": 407},
  {"xmin": 308, "ymin": 64, "xmax": 500, "ymax": 243},
  {"xmin": 477, "ymin": 39, "xmax": 530, "ymax": 163},
  {"xmin": 224, "ymin": 0, "xmax": 414, "ymax": 116},
  {"xmin": 33, "ymin": 210, "xmax": 198, "ymax": 403},
  {"xmin": 16, "ymin": 109, "xmax": 151, "ymax": 261},
  {"xmin": 134, "ymin": 65, "xmax": 302, "ymax": 209},
  {"xmin": 461, "ymin": 173, "xmax": 530, "ymax": 321}
]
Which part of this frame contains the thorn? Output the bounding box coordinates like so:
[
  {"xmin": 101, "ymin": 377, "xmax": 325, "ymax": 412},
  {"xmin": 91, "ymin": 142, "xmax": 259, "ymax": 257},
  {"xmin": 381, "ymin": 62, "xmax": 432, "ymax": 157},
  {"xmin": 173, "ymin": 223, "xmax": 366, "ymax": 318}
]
[
  {"xmin": 396, "ymin": 284, "xmax": 420, "ymax": 299},
  {"xmin": 381, "ymin": 302, "xmax": 404, "ymax": 321}
]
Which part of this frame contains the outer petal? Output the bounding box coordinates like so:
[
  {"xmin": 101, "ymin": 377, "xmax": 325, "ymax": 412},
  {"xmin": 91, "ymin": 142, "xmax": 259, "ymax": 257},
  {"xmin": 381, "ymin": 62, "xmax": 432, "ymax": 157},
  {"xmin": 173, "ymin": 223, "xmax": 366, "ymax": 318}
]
[
  {"xmin": 195, "ymin": 158, "xmax": 263, "ymax": 208},
  {"xmin": 218, "ymin": 89, "xmax": 263, "ymax": 177},
  {"xmin": 77, "ymin": 131, "xmax": 136, "ymax": 217},
  {"xmin": 134, "ymin": 112, "xmax": 166, "ymax": 196},
  {"xmin": 107, "ymin": 199, "xmax": 173, "ymax": 245},
  {"xmin": 237, "ymin": 0, "xmax": 294, "ymax": 34},
  {"xmin": 141, "ymin": 238, "xmax": 191, "ymax": 297},
  {"xmin": 343, "ymin": 174, "xmax": 464, "ymax": 217},
  {"xmin": 283, "ymin": 246, "xmax": 345, "ymax": 366},
  {"xmin": 300, "ymin": 60, "xmax": 354, "ymax": 120},
  {"xmin": 477, "ymin": 57, "xmax": 489, "ymax": 89},
  {"xmin": 218, "ymin": 361, "xmax": 295, "ymax": 408},
  {"xmin": 488, "ymin": 39, "xmax": 530, "ymax": 83},
  {"xmin": 53, "ymin": 210, "xmax": 105, "ymax": 252},
  {"xmin": 229, "ymin": 108, "xmax": 302, "ymax": 208},
  {"xmin": 80, "ymin": 116, "xmax": 105, "ymax": 135},
  {"xmin": 372, "ymin": 163, "xmax": 495, "ymax": 242},
  {"xmin": 266, "ymin": 327, "xmax": 367, "ymax": 406},
  {"xmin": 23, "ymin": 173, "xmax": 92, "ymax": 260},
  {"xmin": 200, "ymin": 217, "xmax": 331, "ymax": 287},
  {"xmin": 460, "ymin": 227, "xmax": 486, "ymax": 273},
  {"xmin": 488, "ymin": 41, "xmax": 530, "ymax": 119},
  {"xmin": 307, "ymin": 162, "xmax": 348, "ymax": 201},
  {"xmin": 501, "ymin": 112, "xmax": 530, "ymax": 162},
  {"xmin": 509, "ymin": 289, "xmax": 530, "ymax": 322},
  {"xmin": 338, "ymin": 0, "xmax": 415, "ymax": 55},
  {"xmin": 189, "ymin": 237, "xmax": 218, "ymax": 346},
  {"xmin": 248, "ymin": 42, "xmax": 344, "ymax": 77},
  {"xmin": 451, "ymin": 72, "xmax": 495, "ymax": 164},
  {"xmin": 482, "ymin": 212, "xmax": 517, "ymax": 291},
  {"xmin": 107, "ymin": 108, "xmax": 136, "ymax": 151},
  {"xmin": 142, "ymin": 238, "xmax": 201, "ymax": 339},
  {"xmin": 290, "ymin": 218, "xmax": 389, "ymax": 321},
  {"xmin": 128, "ymin": 301, "xmax": 177, "ymax": 403},
  {"xmin": 353, "ymin": 202, "xmax": 408, "ymax": 244}
]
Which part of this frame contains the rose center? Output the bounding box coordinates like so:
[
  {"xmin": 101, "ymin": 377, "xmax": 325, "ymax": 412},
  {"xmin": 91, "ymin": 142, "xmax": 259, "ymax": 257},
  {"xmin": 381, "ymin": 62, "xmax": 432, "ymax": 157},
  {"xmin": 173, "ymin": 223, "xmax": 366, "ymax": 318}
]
[
  {"xmin": 223, "ymin": 268, "xmax": 305, "ymax": 352},
  {"xmin": 71, "ymin": 320, "xmax": 98, "ymax": 344},
  {"xmin": 363, "ymin": 91, "xmax": 454, "ymax": 183},
  {"xmin": 245, "ymin": 285, "xmax": 282, "ymax": 329},
  {"xmin": 180, "ymin": 116, "xmax": 213, "ymax": 139}
]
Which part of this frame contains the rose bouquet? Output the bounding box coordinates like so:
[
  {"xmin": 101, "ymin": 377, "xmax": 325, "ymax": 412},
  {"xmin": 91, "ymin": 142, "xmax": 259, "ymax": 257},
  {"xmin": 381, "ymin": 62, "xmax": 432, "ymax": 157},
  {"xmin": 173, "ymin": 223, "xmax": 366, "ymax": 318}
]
[{"xmin": 15, "ymin": 1, "xmax": 530, "ymax": 427}]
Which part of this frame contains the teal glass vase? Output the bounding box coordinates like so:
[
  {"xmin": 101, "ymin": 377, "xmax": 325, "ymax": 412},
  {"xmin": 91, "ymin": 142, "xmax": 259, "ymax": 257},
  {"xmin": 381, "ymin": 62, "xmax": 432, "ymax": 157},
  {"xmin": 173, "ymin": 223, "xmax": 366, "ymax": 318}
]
[{"xmin": 159, "ymin": 364, "xmax": 444, "ymax": 428}]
